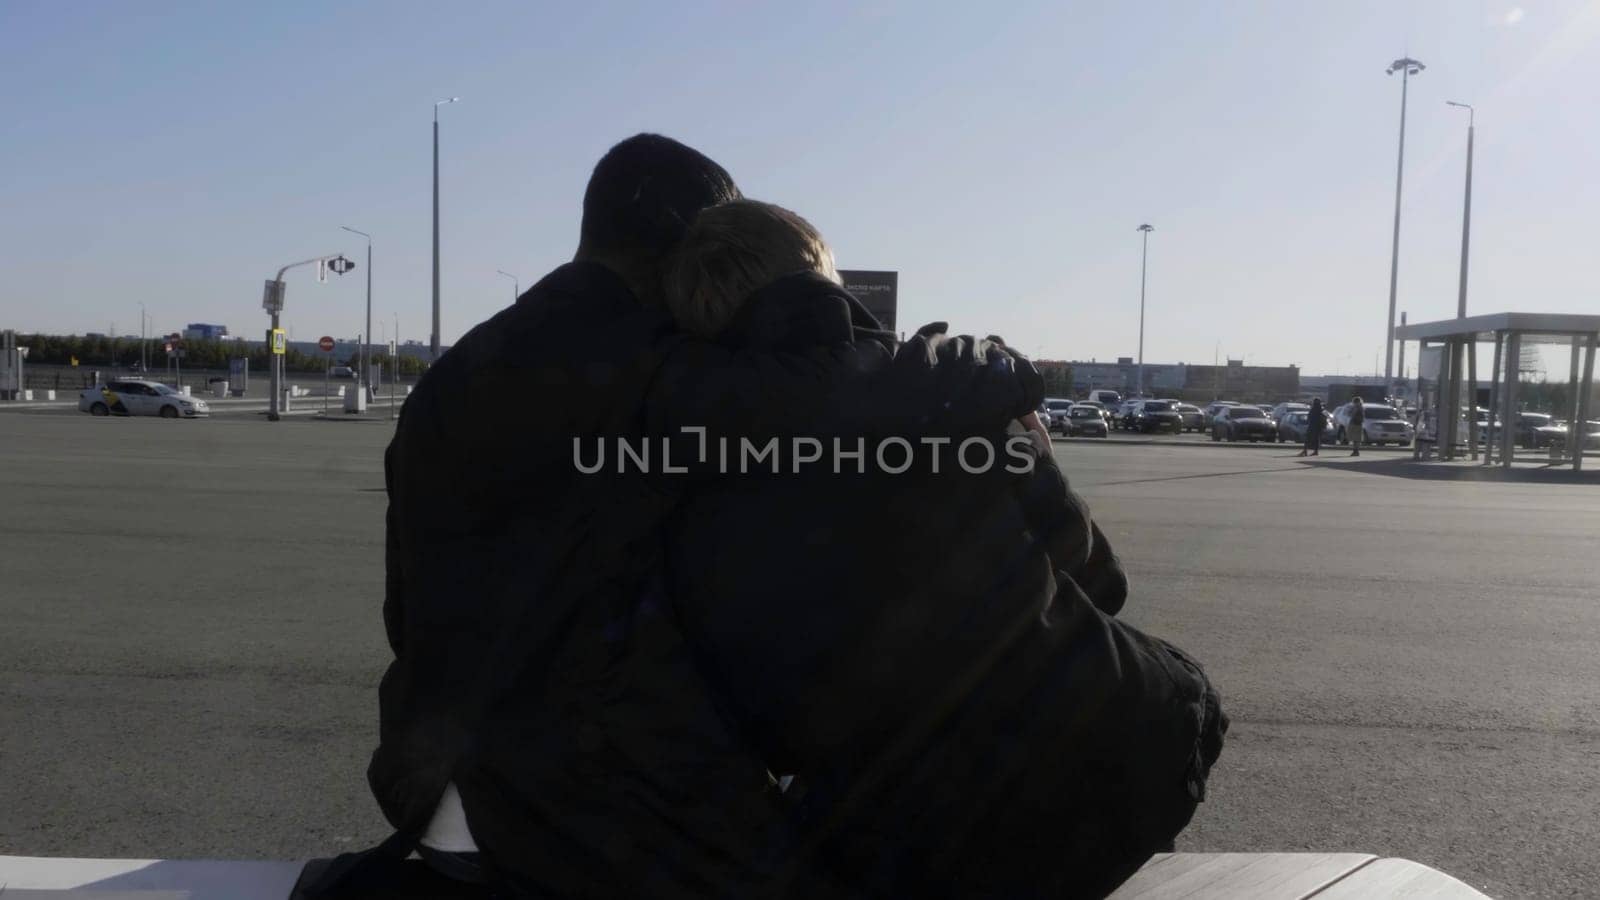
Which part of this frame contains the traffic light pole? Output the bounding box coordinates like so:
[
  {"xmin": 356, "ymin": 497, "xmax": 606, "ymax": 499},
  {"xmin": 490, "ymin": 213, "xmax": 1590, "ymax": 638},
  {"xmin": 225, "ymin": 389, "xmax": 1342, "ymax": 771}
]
[{"xmin": 264, "ymin": 254, "xmax": 354, "ymax": 422}]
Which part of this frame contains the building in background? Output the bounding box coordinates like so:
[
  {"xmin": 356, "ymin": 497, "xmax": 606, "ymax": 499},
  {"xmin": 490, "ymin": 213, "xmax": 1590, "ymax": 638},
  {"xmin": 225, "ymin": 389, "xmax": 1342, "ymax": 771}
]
[
  {"xmin": 183, "ymin": 323, "xmax": 229, "ymax": 340},
  {"xmin": 1184, "ymin": 360, "xmax": 1300, "ymax": 400},
  {"xmin": 1032, "ymin": 357, "xmax": 1301, "ymax": 401}
]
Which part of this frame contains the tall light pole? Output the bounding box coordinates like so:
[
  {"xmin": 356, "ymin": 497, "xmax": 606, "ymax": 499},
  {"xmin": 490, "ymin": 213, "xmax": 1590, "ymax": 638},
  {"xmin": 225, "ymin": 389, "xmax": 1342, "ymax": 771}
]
[
  {"xmin": 138, "ymin": 302, "xmax": 148, "ymax": 371},
  {"xmin": 1383, "ymin": 57, "xmax": 1424, "ymax": 386},
  {"xmin": 433, "ymin": 97, "xmax": 459, "ymax": 364},
  {"xmin": 1446, "ymin": 101, "xmax": 1474, "ymax": 319},
  {"xmin": 342, "ymin": 225, "xmax": 373, "ymax": 399},
  {"xmin": 1136, "ymin": 223, "xmax": 1154, "ymax": 396},
  {"xmin": 496, "ymin": 270, "xmax": 520, "ymax": 303},
  {"xmin": 1445, "ymin": 100, "xmax": 1476, "ymax": 457}
]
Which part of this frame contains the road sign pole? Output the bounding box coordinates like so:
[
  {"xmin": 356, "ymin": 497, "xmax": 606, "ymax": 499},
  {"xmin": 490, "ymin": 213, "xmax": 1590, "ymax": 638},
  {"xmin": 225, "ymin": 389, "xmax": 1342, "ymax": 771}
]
[{"xmin": 316, "ymin": 335, "xmax": 336, "ymax": 415}]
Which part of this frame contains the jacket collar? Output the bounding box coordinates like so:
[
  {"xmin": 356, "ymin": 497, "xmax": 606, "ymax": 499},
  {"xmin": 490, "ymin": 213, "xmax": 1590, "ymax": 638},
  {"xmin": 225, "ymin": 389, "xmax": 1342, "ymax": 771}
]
[{"xmin": 719, "ymin": 271, "xmax": 894, "ymax": 352}]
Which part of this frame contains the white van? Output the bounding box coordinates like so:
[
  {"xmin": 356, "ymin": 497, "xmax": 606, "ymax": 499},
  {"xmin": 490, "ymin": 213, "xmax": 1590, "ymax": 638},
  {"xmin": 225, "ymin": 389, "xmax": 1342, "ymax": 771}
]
[{"xmin": 1086, "ymin": 389, "xmax": 1122, "ymax": 409}]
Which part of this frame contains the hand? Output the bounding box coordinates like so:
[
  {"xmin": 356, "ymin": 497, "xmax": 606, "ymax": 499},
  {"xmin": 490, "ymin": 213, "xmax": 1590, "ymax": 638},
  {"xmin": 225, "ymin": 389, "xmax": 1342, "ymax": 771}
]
[{"xmin": 1018, "ymin": 411, "xmax": 1052, "ymax": 451}]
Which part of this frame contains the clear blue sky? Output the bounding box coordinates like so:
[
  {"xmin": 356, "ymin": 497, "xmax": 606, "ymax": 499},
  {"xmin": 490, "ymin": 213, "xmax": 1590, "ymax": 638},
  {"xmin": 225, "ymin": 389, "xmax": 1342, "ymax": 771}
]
[{"xmin": 3, "ymin": 0, "xmax": 1596, "ymax": 375}]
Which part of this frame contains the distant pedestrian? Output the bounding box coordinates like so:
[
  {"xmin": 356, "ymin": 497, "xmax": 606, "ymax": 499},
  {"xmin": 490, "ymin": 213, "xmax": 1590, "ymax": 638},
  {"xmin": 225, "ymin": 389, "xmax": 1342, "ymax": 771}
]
[
  {"xmin": 1347, "ymin": 396, "xmax": 1365, "ymax": 456},
  {"xmin": 1298, "ymin": 397, "xmax": 1325, "ymax": 457}
]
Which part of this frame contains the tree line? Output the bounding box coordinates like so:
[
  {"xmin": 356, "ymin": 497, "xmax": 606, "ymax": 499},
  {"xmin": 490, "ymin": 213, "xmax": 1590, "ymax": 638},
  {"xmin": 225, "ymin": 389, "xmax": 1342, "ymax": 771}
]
[{"xmin": 13, "ymin": 333, "xmax": 430, "ymax": 376}]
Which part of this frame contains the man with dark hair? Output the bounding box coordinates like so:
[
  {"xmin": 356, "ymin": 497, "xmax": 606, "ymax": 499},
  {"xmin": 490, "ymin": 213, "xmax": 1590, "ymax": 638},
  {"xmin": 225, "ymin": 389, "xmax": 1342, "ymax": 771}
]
[
  {"xmin": 575, "ymin": 133, "xmax": 741, "ymax": 290},
  {"xmin": 318, "ymin": 134, "xmax": 1044, "ymax": 898}
]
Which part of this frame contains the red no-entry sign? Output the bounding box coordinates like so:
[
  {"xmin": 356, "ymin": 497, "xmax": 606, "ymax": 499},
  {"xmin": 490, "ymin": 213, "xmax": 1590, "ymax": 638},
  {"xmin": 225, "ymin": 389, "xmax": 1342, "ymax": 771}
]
[{"xmin": 318, "ymin": 336, "xmax": 335, "ymax": 353}]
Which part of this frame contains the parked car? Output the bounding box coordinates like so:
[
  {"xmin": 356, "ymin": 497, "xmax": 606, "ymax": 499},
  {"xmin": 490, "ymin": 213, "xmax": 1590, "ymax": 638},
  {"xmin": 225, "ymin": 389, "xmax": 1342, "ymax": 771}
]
[
  {"xmin": 1530, "ymin": 419, "xmax": 1600, "ymax": 451},
  {"xmin": 330, "ymin": 366, "xmax": 357, "ymax": 379},
  {"xmin": 1041, "ymin": 398, "xmax": 1075, "ymax": 433},
  {"xmin": 1171, "ymin": 402, "xmax": 1205, "ymax": 432},
  {"xmin": 1128, "ymin": 399, "xmax": 1184, "ymax": 434},
  {"xmin": 78, "ymin": 380, "xmax": 210, "ymax": 418},
  {"xmin": 1075, "ymin": 399, "xmax": 1111, "ymax": 425},
  {"xmin": 1332, "ymin": 402, "xmax": 1414, "ymax": 446},
  {"xmin": 1267, "ymin": 402, "xmax": 1309, "ymax": 428},
  {"xmin": 1063, "ymin": 404, "xmax": 1109, "ymax": 437},
  {"xmin": 1210, "ymin": 405, "xmax": 1276, "ymax": 442},
  {"xmin": 1113, "ymin": 399, "xmax": 1142, "ymax": 430},
  {"xmin": 1512, "ymin": 412, "xmax": 1555, "ymax": 447},
  {"xmin": 1202, "ymin": 400, "xmax": 1241, "ymax": 427},
  {"xmin": 1276, "ymin": 410, "xmax": 1334, "ymax": 445}
]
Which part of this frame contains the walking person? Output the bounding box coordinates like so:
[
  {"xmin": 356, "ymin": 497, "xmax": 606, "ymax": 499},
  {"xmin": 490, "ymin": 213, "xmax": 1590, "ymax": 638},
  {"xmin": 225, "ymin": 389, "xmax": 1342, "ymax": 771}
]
[
  {"xmin": 1297, "ymin": 397, "xmax": 1325, "ymax": 457},
  {"xmin": 1347, "ymin": 395, "xmax": 1365, "ymax": 457}
]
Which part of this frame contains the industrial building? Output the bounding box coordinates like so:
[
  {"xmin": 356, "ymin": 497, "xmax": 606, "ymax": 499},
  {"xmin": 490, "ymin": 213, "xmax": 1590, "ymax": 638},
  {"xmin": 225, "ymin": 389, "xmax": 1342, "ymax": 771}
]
[{"xmin": 1034, "ymin": 357, "xmax": 1300, "ymax": 402}]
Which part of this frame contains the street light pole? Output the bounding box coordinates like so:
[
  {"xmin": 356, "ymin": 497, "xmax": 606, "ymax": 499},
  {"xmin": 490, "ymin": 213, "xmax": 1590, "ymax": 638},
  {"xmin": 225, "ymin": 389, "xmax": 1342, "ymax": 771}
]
[
  {"xmin": 1446, "ymin": 101, "xmax": 1474, "ymax": 319},
  {"xmin": 1136, "ymin": 223, "xmax": 1153, "ymax": 396},
  {"xmin": 496, "ymin": 269, "xmax": 520, "ymax": 303},
  {"xmin": 1447, "ymin": 100, "xmax": 1476, "ymax": 458},
  {"xmin": 433, "ymin": 97, "xmax": 459, "ymax": 365},
  {"xmin": 1383, "ymin": 57, "xmax": 1425, "ymax": 386},
  {"xmin": 138, "ymin": 302, "xmax": 147, "ymax": 371},
  {"xmin": 342, "ymin": 226, "xmax": 373, "ymax": 400}
]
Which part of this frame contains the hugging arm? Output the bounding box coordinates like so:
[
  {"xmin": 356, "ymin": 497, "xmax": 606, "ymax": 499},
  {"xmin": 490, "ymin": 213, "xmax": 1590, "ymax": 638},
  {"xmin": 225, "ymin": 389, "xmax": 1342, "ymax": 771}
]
[
  {"xmin": 646, "ymin": 322, "xmax": 1044, "ymax": 445},
  {"xmin": 1013, "ymin": 452, "xmax": 1129, "ymax": 616}
]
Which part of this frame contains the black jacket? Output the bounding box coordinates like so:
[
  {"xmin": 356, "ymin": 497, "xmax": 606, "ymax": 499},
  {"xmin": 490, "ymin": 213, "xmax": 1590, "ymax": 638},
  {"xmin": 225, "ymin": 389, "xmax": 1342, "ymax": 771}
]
[
  {"xmin": 666, "ymin": 274, "xmax": 1227, "ymax": 899},
  {"xmin": 369, "ymin": 262, "xmax": 1044, "ymax": 898},
  {"xmin": 1307, "ymin": 401, "xmax": 1326, "ymax": 435}
]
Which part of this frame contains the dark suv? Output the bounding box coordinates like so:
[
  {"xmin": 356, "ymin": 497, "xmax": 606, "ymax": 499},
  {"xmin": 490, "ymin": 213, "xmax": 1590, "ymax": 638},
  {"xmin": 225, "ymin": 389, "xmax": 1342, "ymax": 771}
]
[{"xmin": 1131, "ymin": 399, "xmax": 1183, "ymax": 434}]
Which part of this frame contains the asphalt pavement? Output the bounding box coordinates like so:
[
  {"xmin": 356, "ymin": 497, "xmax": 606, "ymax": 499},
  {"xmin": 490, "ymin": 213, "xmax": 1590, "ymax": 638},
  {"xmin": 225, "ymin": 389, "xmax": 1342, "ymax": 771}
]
[{"xmin": 1, "ymin": 412, "xmax": 1596, "ymax": 898}]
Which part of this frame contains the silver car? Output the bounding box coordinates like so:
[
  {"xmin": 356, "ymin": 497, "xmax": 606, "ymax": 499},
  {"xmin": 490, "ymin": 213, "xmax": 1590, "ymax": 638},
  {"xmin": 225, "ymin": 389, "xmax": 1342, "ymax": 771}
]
[
  {"xmin": 1172, "ymin": 402, "xmax": 1205, "ymax": 432},
  {"xmin": 1063, "ymin": 404, "xmax": 1109, "ymax": 437},
  {"xmin": 1041, "ymin": 398, "xmax": 1075, "ymax": 434}
]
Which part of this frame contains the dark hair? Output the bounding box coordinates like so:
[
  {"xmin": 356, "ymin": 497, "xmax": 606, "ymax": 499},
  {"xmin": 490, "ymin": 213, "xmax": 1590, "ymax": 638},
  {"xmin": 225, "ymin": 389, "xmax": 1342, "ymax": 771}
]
[{"xmin": 577, "ymin": 134, "xmax": 740, "ymax": 265}]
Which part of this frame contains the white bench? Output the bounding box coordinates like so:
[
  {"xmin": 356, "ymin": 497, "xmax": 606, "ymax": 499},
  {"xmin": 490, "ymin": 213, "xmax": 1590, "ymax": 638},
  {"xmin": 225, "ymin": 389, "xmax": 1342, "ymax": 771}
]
[
  {"xmin": 0, "ymin": 852, "xmax": 1491, "ymax": 899},
  {"xmin": 1108, "ymin": 852, "xmax": 1490, "ymax": 898}
]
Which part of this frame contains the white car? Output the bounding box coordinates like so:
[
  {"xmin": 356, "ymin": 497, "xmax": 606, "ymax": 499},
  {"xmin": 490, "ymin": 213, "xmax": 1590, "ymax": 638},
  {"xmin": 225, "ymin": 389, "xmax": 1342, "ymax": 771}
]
[
  {"xmin": 79, "ymin": 380, "xmax": 210, "ymax": 418},
  {"xmin": 1332, "ymin": 402, "xmax": 1413, "ymax": 446}
]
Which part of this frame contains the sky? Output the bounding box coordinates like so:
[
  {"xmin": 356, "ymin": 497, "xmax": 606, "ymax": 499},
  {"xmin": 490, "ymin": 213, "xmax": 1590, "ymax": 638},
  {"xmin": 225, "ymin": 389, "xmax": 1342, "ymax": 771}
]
[{"xmin": 2, "ymin": 0, "xmax": 1597, "ymax": 376}]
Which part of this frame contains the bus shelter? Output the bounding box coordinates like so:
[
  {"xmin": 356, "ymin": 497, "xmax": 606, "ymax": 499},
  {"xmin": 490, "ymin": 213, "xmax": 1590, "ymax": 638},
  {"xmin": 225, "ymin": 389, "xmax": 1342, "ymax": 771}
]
[{"xmin": 1395, "ymin": 312, "xmax": 1599, "ymax": 471}]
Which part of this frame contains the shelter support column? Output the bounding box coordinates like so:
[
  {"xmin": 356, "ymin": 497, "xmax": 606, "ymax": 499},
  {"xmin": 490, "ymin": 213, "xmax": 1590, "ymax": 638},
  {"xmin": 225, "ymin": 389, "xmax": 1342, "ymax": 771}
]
[
  {"xmin": 1466, "ymin": 337, "xmax": 1478, "ymax": 462},
  {"xmin": 1443, "ymin": 339, "xmax": 1462, "ymax": 459},
  {"xmin": 1569, "ymin": 337, "xmax": 1583, "ymax": 460},
  {"xmin": 1576, "ymin": 333, "xmax": 1597, "ymax": 473},
  {"xmin": 1501, "ymin": 333, "xmax": 1521, "ymax": 468},
  {"xmin": 1484, "ymin": 332, "xmax": 1503, "ymax": 467}
]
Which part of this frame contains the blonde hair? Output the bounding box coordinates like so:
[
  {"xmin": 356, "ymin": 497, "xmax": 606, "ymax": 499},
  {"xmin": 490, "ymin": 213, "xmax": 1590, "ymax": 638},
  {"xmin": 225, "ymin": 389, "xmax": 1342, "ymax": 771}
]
[{"xmin": 666, "ymin": 199, "xmax": 838, "ymax": 338}]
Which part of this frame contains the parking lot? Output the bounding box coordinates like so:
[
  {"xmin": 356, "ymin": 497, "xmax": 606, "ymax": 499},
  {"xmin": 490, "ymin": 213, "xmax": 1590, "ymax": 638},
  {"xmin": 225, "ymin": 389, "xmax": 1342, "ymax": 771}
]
[{"xmin": 2, "ymin": 411, "xmax": 1597, "ymax": 898}]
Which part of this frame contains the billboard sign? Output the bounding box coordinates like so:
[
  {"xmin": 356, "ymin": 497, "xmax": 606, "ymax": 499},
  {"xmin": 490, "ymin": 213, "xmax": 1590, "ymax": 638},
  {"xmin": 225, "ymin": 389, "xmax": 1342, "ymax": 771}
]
[{"xmin": 838, "ymin": 270, "xmax": 898, "ymax": 331}]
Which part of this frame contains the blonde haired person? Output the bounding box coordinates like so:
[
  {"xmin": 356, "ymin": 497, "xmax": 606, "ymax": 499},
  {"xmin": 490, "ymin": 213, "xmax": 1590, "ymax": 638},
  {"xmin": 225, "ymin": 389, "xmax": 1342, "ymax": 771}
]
[
  {"xmin": 667, "ymin": 199, "xmax": 1052, "ymax": 446},
  {"xmin": 666, "ymin": 199, "xmax": 839, "ymax": 338},
  {"xmin": 657, "ymin": 199, "xmax": 1225, "ymax": 897}
]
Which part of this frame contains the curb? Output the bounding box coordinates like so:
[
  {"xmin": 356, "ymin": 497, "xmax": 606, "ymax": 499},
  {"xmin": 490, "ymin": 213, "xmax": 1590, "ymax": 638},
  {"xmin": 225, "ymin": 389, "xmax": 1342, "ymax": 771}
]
[{"xmin": 310, "ymin": 413, "xmax": 397, "ymax": 424}]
